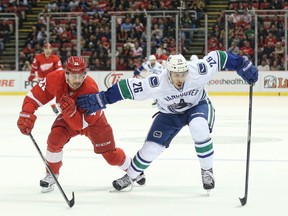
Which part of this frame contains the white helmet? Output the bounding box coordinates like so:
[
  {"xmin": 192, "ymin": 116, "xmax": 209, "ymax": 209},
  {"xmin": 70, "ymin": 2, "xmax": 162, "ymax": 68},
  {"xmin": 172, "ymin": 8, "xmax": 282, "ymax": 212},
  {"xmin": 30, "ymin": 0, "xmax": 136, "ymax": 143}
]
[
  {"xmin": 166, "ymin": 54, "xmax": 188, "ymax": 73},
  {"xmin": 148, "ymin": 55, "xmax": 156, "ymax": 61}
]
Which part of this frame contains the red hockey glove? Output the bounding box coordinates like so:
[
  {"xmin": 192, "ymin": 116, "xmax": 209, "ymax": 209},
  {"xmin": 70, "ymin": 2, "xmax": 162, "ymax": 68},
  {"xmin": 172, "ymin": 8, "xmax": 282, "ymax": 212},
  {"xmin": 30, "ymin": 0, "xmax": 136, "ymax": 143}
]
[
  {"xmin": 17, "ymin": 112, "xmax": 37, "ymax": 135},
  {"xmin": 28, "ymin": 73, "xmax": 36, "ymax": 82},
  {"xmin": 60, "ymin": 95, "xmax": 76, "ymax": 117}
]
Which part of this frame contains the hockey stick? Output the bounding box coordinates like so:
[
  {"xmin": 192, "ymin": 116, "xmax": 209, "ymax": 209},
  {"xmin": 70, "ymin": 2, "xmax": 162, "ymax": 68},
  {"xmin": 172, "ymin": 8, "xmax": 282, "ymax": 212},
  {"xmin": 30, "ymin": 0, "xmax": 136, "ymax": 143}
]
[
  {"xmin": 29, "ymin": 133, "xmax": 75, "ymax": 208},
  {"xmin": 239, "ymin": 84, "xmax": 253, "ymax": 206}
]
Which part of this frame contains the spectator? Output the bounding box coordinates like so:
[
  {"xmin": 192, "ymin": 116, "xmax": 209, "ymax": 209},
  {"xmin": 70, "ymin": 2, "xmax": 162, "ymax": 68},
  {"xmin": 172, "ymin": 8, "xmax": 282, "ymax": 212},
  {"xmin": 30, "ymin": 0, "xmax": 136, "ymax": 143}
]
[
  {"xmin": 116, "ymin": 57, "xmax": 127, "ymax": 70},
  {"xmin": 228, "ymin": 42, "xmax": 240, "ymax": 54},
  {"xmin": 270, "ymin": 60, "xmax": 281, "ymax": 71},
  {"xmin": 0, "ymin": 18, "xmax": 11, "ymax": 43},
  {"xmin": 48, "ymin": 0, "xmax": 58, "ymax": 12},
  {"xmin": 117, "ymin": 28, "xmax": 128, "ymax": 43},
  {"xmin": 257, "ymin": 59, "xmax": 270, "ymax": 71},
  {"xmin": 240, "ymin": 41, "xmax": 254, "ymax": 59},
  {"xmin": 89, "ymin": 58, "xmax": 106, "ymax": 70},
  {"xmin": 22, "ymin": 61, "xmax": 32, "ymax": 71},
  {"xmin": 273, "ymin": 41, "xmax": 285, "ymax": 57},
  {"xmin": 270, "ymin": 0, "xmax": 283, "ymax": 9}
]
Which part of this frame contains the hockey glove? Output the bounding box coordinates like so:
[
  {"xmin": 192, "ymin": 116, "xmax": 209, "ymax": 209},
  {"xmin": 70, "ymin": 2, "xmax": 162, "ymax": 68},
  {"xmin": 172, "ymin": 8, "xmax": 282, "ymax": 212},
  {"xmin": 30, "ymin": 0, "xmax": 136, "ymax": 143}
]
[
  {"xmin": 134, "ymin": 70, "xmax": 140, "ymax": 77},
  {"xmin": 28, "ymin": 73, "xmax": 36, "ymax": 82},
  {"xmin": 17, "ymin": 112, "xmax": 37, "ymax": 135},
  {"xmin": 76, "ymin": 91, "xmax": 108, "ymax": 115},
  {"xmin": 59, "ymin": 95, "xmax": 76, "ymax": 117},
  {"xmin": 236, "ymin": 61, "xmax": 258, "ymax": 85}
]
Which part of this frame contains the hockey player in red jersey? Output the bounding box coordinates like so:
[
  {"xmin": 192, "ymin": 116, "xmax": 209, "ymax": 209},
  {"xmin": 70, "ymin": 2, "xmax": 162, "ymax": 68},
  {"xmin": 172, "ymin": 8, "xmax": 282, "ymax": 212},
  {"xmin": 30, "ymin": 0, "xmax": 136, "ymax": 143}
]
[
  {"xmin": 28, "ymin": 42, "xmax": 63, "ymax": 114},
  {"xmin": 17, "ymin": 56, "xmax": 145, "ymax": 193}
]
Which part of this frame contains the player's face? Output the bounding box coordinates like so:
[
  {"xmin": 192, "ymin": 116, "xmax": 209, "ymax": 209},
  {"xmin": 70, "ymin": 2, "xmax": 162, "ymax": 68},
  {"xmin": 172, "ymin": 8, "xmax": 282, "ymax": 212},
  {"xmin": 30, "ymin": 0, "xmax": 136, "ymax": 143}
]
[
  {"xmin": 44, "ymin": 47, "xmax": 52, "ymax": 57},
  {"xmin": 150, "ymin": 60, "xmax": 156, "ymax": 67},
  {"xmin": 65, "ymin": 71, "xmax": 86, "ymax": 90},
  {"xmin": 170, "ymin": 71, "xmax": 188, "ymax": 90}
]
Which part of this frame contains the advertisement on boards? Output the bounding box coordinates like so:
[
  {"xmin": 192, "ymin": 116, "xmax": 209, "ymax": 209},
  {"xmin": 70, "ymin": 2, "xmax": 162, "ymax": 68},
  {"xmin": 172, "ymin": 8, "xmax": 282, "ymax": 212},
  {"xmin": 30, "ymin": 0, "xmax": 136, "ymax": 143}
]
[{"xmin": 0, "ymin": 71, "xmax": 287, "ymax": 95}]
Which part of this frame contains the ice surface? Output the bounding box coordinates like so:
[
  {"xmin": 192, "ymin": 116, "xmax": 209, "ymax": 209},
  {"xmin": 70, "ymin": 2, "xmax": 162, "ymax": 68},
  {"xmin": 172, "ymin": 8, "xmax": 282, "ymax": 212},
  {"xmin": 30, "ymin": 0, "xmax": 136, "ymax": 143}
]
[{"xmin": 0, "ymin": 95, "xmax": 287, "ymax": 216}]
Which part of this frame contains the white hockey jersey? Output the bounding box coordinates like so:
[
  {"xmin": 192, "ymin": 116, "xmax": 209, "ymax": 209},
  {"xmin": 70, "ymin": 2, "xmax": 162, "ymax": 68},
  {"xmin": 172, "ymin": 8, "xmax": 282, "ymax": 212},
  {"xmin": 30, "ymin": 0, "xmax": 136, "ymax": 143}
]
[
  {"xmin": 117, "ymin": 51, "xmax": 224, "ymax": 114},
  {"xmin": 137, "ymin": 61, "xmax": 165, "ymax": 75}
]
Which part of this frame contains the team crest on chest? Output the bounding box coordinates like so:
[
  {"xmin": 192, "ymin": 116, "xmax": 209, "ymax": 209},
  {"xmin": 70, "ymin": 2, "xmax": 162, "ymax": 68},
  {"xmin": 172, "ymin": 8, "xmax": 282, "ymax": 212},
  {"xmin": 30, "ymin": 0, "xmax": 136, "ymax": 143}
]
[
  {"xmin": 198, "ymin": 63, "xmax": 207, "ymax": 75},
  {"xmin": 148, "ymin": 76, "xmax": 159, "ymax": 88}
]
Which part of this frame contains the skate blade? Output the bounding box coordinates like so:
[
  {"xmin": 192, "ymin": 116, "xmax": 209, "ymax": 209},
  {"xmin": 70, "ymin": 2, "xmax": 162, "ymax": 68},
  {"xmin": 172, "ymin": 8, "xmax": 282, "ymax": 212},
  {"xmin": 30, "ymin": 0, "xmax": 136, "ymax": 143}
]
[
  {"xmin": 41, "ymin": 185, "xmax": 55, "ymax": 193},
  {"xmin": 109, "ymin": 184, "xmax": 134, "ymax": 193},
  {"xmin": 205, "ymin": 189, "xmax": 212, "ymax": 196}
]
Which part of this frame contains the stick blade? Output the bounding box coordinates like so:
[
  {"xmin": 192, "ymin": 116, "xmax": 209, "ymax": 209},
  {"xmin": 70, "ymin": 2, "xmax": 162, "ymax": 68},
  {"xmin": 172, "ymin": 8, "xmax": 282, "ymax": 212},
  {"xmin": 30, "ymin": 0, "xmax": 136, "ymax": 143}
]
[
  {"xmin": 239, "ymin": 196, "xmax": 247, "ymax": 206},
  {"xmin": 68, "ymin": 192, "xmax": 75, "ymax": 208}
]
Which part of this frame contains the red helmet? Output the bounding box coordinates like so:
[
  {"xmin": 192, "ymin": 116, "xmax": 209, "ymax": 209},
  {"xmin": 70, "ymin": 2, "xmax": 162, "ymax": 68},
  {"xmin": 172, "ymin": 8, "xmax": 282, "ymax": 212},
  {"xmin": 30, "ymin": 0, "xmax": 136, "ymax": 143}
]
[
  {"xmin": 65, "ymin": 56, "xmax": 87, "ymax": 74},
  {"xmin": 43, "ymin": 42, "xmax": 52, "ymax": 49}
]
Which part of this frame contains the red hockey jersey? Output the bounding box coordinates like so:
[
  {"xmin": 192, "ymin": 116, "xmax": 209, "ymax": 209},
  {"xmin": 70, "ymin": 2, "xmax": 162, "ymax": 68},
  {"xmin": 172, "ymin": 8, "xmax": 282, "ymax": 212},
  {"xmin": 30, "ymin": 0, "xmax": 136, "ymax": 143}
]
[
  {"xmin": 31, "ymin": 53, "xmax": 63, "ymax": 79},
  {"xmin": 21, "ymin": 70, "xmax": 102, "ymax": 130}
]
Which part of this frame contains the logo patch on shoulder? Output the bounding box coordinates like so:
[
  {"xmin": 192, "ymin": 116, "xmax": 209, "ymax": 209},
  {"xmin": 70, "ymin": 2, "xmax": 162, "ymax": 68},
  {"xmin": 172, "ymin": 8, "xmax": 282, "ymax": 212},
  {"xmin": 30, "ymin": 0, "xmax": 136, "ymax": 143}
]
[
  {"xmin": 198, "ymin": 63, "xmax": 207, "ymax": 75},
  {"xmin": 148, "ymin": 76, "xmax": 160, "ymax": 88}
]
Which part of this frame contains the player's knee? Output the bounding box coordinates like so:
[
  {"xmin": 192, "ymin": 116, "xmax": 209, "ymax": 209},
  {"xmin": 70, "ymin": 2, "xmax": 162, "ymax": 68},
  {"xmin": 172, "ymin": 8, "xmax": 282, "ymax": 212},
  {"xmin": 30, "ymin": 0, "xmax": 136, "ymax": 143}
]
[
  {"xmin": 47, "ymin": 127, "xmax": 69, "ymax": 152},
  {"xmin": 138, "ymin": 141, "xmax": 165, "ymax": 161},
  {"xmin": 189, "ymin": 117, "xmax": 210, "ymax": 142},
  {"xmin": 102, "ymin": 148, "xmax": 126, "ymax": 166}
]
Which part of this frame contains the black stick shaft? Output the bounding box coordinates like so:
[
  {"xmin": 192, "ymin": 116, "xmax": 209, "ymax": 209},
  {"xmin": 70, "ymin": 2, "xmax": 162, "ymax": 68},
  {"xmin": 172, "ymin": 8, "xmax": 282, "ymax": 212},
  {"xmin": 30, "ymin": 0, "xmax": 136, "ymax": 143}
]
[
  {"xmin": 239, "ymin": 84, "xmax": 253, "ymax": 206},
  {"xmin": 29, "ymin": 133, "xmax": 75, "ymax": 207}
]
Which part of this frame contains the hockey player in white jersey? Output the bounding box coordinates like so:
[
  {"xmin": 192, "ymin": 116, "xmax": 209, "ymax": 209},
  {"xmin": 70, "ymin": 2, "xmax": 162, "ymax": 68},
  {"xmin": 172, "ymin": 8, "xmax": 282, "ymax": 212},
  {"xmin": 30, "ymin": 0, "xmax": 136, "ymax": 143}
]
[
  {"xmin": 134, "ymin": 55, "xmax": 165, "ymax": 78},
  {"xmin": 76, "ymin": 50, "xmax": 258, "ymax": 192}
]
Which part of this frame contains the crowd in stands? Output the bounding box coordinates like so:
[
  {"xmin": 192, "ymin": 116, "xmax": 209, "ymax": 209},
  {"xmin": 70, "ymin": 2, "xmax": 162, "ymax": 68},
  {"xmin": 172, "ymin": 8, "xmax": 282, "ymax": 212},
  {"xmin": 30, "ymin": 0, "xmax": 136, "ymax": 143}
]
[
  {"xmin": 15, "ymin": 0, "xmax": 206, "ymax": 71},
  {"xmin": 208, "ymin": 0, "xmax": 287, "ymax": 70},
  {"xmin": 1, "ymin": 0, "xmax": 288, "ymax": 71}
]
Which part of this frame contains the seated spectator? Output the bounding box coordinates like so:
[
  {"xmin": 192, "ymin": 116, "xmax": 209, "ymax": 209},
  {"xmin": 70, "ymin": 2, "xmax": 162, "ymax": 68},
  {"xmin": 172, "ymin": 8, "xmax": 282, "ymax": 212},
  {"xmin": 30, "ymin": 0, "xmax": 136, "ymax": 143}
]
[
  {"xmin": 59, "ymin": 26, "xmax": 72, "ymax": 44},
  {"xmin": 238, "ymin": 50, "xmax": 249, "ymax": 61},
  {"xmin": 117, "ymin": 28, "xmax": 128, "ymax": 43},
  {"xmin": 207, "ymin": 35, "xmax": 218, "ymax": 52},
  {"xmin": 270, "ymin": 60, "xmax": 281, "ymax": 71},
  {"xmin": 130, "ymin": 41, "xmax": 143, "ymax": 59},
  {"xmin": 262, "ymin": 41, "xmax": 275, "ymax": 59},
  {"xmin": 264, "ymin": 32, "xmax": 277, "ymax": 47},
  {"xmin": 0, "ymin": 18, "xmax": 11, "ymax": 43},
  {"xmin": 244, "ymin": 24, "xmax": 255, "ymax": 42},
  {"xmin": 240, "ymin": 41, "xmax": 254, "ymax": 59},
  {"xmin": 120, "ymin": 17, "xmax": 133, "ymax": 35},
  {"xmin": 58, "ymin": 0, "xmax": 70, "ymax": 12},
  {"xmin": 48, "ymin": 0, "xmax": 58, "ymax": 12},
  {"xmin": 22, "ymin": 44, "xmax": 34, "ymax": 56},
  {"xmin": 116, "ymin": 57, "xmax": 127, "ymax": 70},
  {"xmin": 228, "ymin": 42, "xmax": 240, "ymax": 54},
  {"xmin": 257, "ymin": 59, "xmax": 270, "ymax": 71},
  {"xmin": 133, "ymin": 17, "xmax": 145, "ymax": 40},
  {"xmin": 89, "ymin": 58, "xmax": 106, "ymax": 70},
  {"xmin": 270, "ymin": 0, "xmax": 283, "ymax": 9},
  {"xmin": 126, "ymin": 58, "xmax": 136, "ymax": 71},
  {"xmin": 272, "ymin": 42, "xmax": 285, "ymax": 58},
  {"xmin": 155, "ymin": 48, "xmax": 168, "ymax": 64},
  {"xmin": 22, "ymin": 61, "xmax": 32, "ymax": 71}
]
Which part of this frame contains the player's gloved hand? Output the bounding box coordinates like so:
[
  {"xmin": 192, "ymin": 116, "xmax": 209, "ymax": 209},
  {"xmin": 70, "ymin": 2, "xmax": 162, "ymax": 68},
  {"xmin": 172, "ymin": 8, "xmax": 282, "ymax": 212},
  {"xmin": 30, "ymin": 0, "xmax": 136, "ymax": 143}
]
[
  {"xmin": 28, "ymin": 73, "xmax": 36, "ymax": 82},
  {"xmin": 236, "ymin": 61, "xmax": 258, "ymax": 85},
  {"xmin": 17, "ymin": 112, "xmax": 37, "ymax": 135},
  {"xmin": 134, "ymin": 70, "xmax": 140, "ymax": 77},
  {"xmin": 59, "ymin": 95, "xmax": 76, "ymax": 117},
  {"xmin": 76, "ymin": 91, "xmax": 107, "ymax": 115}
]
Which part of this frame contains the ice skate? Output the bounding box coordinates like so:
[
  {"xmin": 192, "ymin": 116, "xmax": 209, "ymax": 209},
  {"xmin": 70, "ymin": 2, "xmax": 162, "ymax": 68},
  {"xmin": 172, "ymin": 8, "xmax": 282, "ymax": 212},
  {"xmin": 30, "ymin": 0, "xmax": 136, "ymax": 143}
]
[
  {"xmin": 112, "ymin": 172, "xmax": 146, "ymax": 191},
  {"xmin": 40, "ymin": 173, "xmax": 58, "ymax": 193},
  {"xmin": 135, "ymin": 172, "xmax": 146, "ymax": 186},
  {"xmin": 201, "ymin": 168, "xmax": 215, "ymax": 191},
  {"xmin": 112, "ymin": 174, "xmax": 133, "ymax": 191}
]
